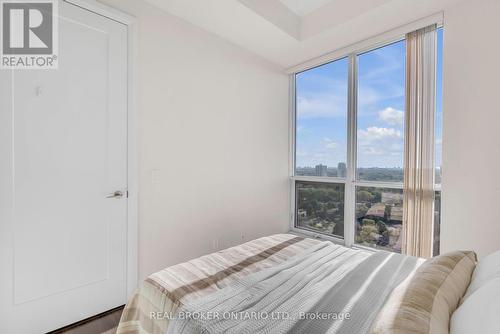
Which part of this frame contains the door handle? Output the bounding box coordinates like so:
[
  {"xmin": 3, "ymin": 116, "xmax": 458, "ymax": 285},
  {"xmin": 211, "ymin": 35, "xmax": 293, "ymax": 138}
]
[{"xmin": 106, "ymin": 190, "xmax": 124, "ymax": 199}]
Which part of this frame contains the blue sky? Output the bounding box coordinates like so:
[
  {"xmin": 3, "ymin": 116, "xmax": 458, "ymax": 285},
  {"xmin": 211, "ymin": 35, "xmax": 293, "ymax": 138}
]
[{"xmin": 296, "ymin": 28, "xmax": 443, "ymax": 169}]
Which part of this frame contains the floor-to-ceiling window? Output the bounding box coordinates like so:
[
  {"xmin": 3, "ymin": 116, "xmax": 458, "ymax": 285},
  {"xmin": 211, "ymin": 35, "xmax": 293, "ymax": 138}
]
[{"xmin": 292, "ymin": 27, "xmax": 443, "ymax": 254}]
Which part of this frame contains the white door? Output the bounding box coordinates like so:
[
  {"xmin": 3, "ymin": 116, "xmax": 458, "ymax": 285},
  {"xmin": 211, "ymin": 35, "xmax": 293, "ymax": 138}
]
[{"xmin": 0, "ymin": 1, "xmax": 129, "ymax": 333}]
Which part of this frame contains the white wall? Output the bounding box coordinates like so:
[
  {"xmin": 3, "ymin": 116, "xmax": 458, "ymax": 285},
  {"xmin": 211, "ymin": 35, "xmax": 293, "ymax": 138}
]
[
  {"xmin": 99, "ymin": 0, "xmax": 290, "ymax": 279},
  {"xmin": 441, "ymin": 0, "xmax": 500, "ymax": 258},
  {"xmin": 96, "ymin": 0, "xmax": 500, "ymax": 273}
]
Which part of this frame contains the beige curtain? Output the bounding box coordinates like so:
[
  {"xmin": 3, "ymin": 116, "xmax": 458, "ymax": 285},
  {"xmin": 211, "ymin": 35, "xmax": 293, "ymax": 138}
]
[{"xmin": 402, "ymin": 25, "xmax": 437, "ymax": 258}]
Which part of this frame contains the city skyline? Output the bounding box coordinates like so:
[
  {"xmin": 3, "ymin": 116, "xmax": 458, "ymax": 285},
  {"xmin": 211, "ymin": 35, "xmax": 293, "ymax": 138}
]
[{"xmin": 296, "ymin": 163, "xmax": 441, "ymax": 183}]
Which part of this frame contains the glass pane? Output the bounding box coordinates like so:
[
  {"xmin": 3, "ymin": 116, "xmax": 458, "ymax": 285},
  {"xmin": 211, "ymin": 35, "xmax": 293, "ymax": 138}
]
[
  {"xmin": 357, "ymin": 41, "xmax": 406, "ymax": 182},
  {"xmin": 355, "ymin": 186, "xmax": 403, "ymax": 252},
  {"xmin": 295, "ymin": 58, "xmax": 348, "ymax": 177},
  {"xmin": 433, "ymin": 191, "xmax": 441, "ymax": 256},
  {"xmin": 295, "ymin": 182, "xmax": 345, "ymax": 238},
  {"xmin": 435, "ymin": 28, "xmax": 443, "ymax": 184}
]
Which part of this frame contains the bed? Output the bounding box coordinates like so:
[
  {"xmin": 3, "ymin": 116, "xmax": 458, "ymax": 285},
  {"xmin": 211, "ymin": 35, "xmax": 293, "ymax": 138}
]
[{"xmin": 116, "ymin": 233, "xmax": 494, "ymax": 334}]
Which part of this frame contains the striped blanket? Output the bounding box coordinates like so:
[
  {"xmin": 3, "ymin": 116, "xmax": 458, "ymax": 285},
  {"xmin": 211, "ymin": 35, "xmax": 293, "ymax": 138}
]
[
  {"xmin": 117, "ymin": 234, "xmax": 420, "ymax": 334},
  {"xmin": 167, "ymin": 242, "xmax": 419, "ymax": 334},
  {"xmin": 117, "ymin": 234, "xmax": 321, "ymax": 333}
]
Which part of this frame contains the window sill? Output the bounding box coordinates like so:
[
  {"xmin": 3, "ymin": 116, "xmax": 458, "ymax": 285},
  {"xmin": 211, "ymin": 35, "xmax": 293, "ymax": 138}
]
[{"xmin": 288, "ymin": 228, "xmax": 377, "ymax": 254}]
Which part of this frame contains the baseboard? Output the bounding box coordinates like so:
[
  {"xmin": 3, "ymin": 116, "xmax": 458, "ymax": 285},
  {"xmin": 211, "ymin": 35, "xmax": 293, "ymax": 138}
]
[{"xmin": 46, "ymin": 305, "xmax": 125, "ymax": 334}]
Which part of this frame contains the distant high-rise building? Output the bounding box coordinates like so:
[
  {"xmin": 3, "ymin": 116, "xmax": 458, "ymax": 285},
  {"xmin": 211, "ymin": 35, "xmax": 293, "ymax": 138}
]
[
  {"xmin": 315, "ymin": 164, "xmax": 328, "ymax": 177},
  {"xmin": 338, "ymin": 162, "xmax": 347, "ymax": 178}
]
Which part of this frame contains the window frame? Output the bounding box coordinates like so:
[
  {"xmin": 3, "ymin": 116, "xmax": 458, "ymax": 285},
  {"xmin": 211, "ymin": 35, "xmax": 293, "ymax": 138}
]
[{"xmin": 289, "ymin": 22, "xmax": 443, "ymax": 250}]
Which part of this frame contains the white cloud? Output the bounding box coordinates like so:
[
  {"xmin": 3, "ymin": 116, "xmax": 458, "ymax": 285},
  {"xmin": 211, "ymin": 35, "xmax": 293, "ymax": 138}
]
[
  {"xmin": 357, "ymin": 127, "xmax": 404, "ymax": 162},
  {"xmin": 295, "ymin": 137, "xmax": 346, "ymax": 167},
  {"xmin": 296, "ymin": 93, "xmax": 346, "ymax": 119},
  {"xmin": 322, "ymin": 137, "xmax": 338, "ymax": 149},
  {"xmin": 361, "ymin": 147, "xmax": 385, "ymax": 155},
  {"xmin": 325, "ymin": 142, "xmax": 338, "ymax": 149},
  {"xmin": 357, "ymin": 42, "xmax": 406, "ymax": 110},
  {"xmin": 358, "ymin": 127, "xmax": 402, "ymax": 142},
  {"xmin": 296, "ymin": 76, "xmax": 347, "ymax": 119},
  {"xmin": 378, "ymin": 107, "xmax": 404, "ymax": 126}
]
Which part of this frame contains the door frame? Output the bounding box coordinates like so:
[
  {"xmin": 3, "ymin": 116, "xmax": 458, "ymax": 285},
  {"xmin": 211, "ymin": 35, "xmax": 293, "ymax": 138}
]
[{"xmin": 64, "ymin": 0, "xmax": 138, "ymax": 298}]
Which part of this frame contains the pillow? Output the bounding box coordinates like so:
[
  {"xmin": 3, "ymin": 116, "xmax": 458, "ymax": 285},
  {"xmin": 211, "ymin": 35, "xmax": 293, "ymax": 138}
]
[
  {"xmin": 372, "ymin": 250, "xmax": 476, "ymax": 334},
  {"xmin": 450, "ymin": 277, "xmax": 500, "ymax": 334},
  {"xmin": 462, "ymin": 249, "xmax": 500, "ymax": 299}
]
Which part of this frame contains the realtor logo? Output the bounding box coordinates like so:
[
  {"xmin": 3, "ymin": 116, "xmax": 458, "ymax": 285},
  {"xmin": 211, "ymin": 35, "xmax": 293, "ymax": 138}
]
[{"xmin": 1, "ymin": 0, "xmax": 58, "ymax": 69}]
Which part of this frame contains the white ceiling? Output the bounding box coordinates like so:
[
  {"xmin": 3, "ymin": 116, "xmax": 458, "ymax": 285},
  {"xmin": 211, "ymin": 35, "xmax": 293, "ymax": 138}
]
[
  {"xmin": 143, "ymin": 0, "xmax": 465, "ymax": 68},
  {"xmin": 279, "ymin": 0, "xmax": 334, "ymax": 16}
]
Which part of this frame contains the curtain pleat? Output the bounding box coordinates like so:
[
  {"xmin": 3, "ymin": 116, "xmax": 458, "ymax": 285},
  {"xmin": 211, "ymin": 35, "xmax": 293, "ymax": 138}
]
[{"xmin": 402, "ymin": 25, "xmax": 437, "ymax": 258}]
